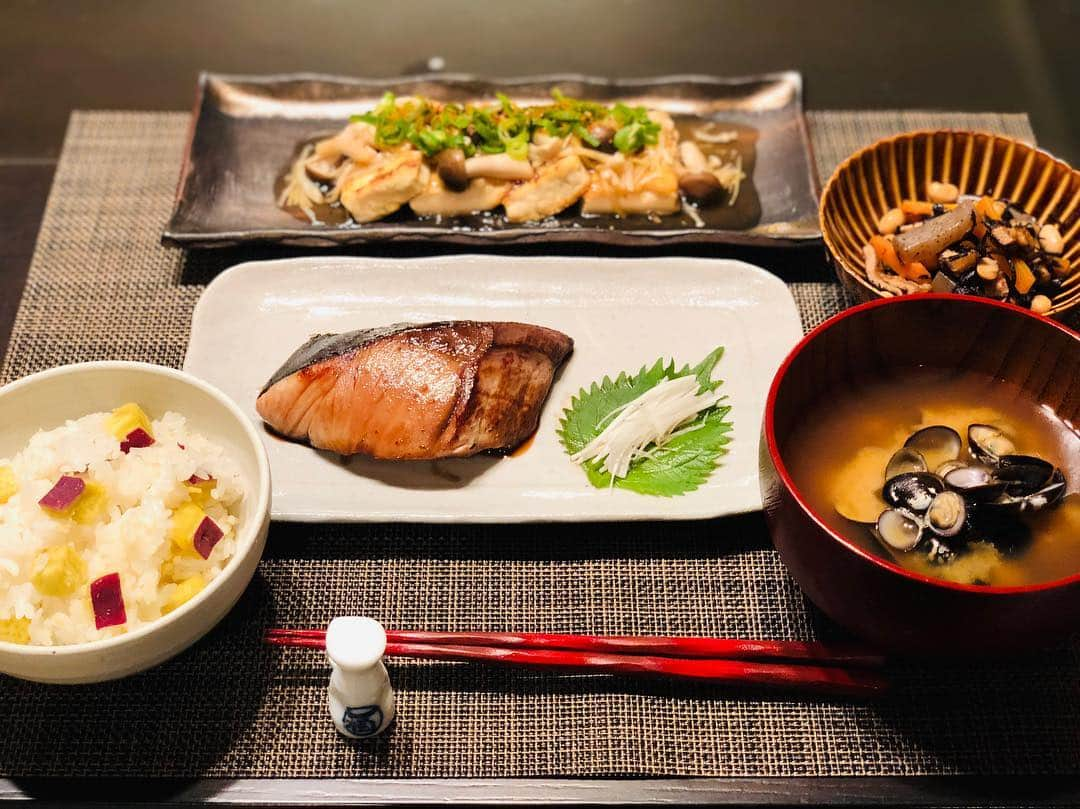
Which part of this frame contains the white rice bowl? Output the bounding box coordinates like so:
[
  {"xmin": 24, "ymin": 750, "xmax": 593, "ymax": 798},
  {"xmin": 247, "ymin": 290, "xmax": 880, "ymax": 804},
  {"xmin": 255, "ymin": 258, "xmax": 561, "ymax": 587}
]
[{"xmin": 0, "ymin": 408, "xmax": 244, "ymax": 646}]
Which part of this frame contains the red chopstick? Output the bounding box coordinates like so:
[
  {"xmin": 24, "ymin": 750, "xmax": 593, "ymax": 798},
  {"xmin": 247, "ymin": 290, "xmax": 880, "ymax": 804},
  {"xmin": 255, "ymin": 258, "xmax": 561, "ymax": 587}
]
[
  {"xmin": 265, "ymin": 628, "xmax": 885, "ymax": 668},
  {"xmin": 264, "ymin": 629, "xmax": 889, "ymax": 699}
]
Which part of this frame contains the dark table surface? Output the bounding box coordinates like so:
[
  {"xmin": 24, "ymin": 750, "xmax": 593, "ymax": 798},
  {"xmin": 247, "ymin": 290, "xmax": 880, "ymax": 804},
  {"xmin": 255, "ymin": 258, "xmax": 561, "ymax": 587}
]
[{"xmin": 0, "ymin": 1, "xmax": 1078, "ymax": 805}]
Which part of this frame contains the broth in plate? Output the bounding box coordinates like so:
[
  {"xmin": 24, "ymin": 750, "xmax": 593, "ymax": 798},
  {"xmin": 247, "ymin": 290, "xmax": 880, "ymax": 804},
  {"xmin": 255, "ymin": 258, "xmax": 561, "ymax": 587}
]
[{"xmin": 785, "ymin": 367, "xmax": 1079, "ymax": 587}]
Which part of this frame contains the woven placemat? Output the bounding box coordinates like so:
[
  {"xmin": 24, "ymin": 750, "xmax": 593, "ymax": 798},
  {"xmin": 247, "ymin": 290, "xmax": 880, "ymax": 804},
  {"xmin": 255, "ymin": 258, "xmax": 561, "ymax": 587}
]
[{"xmin": 3, "ymin": 110, "xmax": 1077, "ymax": 780}]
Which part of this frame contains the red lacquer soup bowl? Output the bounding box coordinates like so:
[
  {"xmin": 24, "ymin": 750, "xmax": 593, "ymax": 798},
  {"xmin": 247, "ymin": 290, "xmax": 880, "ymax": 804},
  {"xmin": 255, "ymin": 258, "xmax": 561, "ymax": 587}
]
[{"xmin": 759, "ymin": 294, "xmax": 1080, "ymax": 656}]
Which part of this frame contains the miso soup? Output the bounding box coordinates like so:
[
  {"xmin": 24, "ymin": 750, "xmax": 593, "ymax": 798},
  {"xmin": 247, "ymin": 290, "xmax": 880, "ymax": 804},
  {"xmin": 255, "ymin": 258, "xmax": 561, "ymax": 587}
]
[{"xmin": 785, "ymin": 367, "xmax": 1080, "ymax": 587}]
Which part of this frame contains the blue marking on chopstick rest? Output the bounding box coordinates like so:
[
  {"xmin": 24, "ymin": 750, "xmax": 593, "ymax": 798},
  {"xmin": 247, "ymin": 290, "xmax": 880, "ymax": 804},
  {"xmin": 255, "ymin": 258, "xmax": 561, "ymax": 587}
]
[{"xmin": 342, "ymin": 705, "xmax": 383, "ymax": 737}]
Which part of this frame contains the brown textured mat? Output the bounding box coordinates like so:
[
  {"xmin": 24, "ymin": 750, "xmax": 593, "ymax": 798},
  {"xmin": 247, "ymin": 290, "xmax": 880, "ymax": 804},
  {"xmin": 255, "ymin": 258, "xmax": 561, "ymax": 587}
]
[{"xmin": 3, "ymin": 110, "xmax": 1076, "ymax": 779}]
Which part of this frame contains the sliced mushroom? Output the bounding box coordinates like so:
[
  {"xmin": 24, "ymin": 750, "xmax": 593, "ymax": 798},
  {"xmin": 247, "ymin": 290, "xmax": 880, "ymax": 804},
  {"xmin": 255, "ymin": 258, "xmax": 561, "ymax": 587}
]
[
  {"xmin": 435, "ymin": 148, "xmax": 469, "ymax": 192},
  {"xmin": 679, "ymin": 172, "xmax": 723, "ymax": 201},
  {"xmin": 528, "ymin": 131, "xmax": 567, "ymax": 165},
  {"xmin": 677, "ymin": 141, "xmax": 723, "ymax": 201},
  {"xmin": 587, "ymin": 123, "xmax": 616, "ymax": 152},
  {"xmin": 314, "ymin": 121, "xmax": 378, "ymax": 163},
  {"xmin": 304, "ymin": 155, "xmax": 345, "ymax": 182},
  {"xmin": 679, "ymin": 140, "xmax": 708, "ymax": 173},
  {"xmin": 465, "ymin": 153, "xmax": 535, "ymax": 182}
]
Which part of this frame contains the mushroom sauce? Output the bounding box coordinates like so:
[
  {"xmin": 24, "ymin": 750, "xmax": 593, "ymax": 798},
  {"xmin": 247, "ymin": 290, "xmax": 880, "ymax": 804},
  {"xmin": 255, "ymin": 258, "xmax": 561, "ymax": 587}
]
[{"xmin": 785, "ymin": 367, "xmax": 1080, "ymax": 586}]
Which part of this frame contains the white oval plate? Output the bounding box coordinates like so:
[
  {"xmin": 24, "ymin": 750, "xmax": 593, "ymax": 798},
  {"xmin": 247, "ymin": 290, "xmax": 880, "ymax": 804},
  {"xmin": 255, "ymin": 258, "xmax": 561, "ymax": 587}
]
[{"xmin": 184, "ymin": 255, "xmax": 802, "ymax": 523}]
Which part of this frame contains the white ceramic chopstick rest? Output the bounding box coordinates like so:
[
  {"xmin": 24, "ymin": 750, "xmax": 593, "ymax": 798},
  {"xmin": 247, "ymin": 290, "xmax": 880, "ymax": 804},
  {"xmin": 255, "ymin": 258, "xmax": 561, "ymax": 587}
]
[{"xmin": 325, "ymin": 616, "xmax": 396, "ymax": 739}]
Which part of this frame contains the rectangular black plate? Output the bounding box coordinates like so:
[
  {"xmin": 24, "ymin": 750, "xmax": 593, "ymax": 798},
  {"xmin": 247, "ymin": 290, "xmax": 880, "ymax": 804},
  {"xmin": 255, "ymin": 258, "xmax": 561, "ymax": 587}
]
[{"xmin": 164, "ymin": 71, "xmax": 820, "ymax": 249}]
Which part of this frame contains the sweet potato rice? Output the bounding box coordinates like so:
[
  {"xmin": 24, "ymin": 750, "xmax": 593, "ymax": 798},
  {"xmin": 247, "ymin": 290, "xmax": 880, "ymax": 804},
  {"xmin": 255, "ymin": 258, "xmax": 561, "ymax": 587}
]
[{"xmin": 0, "ymin": 404, "xmax": 243, "ymax": 646}]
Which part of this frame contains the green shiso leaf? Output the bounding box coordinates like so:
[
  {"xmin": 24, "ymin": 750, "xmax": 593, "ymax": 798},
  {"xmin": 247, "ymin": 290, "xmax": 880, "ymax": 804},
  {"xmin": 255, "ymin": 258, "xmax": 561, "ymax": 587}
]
[{"xmin": 557, "ymin": 347, "xmax": 732, "ymax": 497}]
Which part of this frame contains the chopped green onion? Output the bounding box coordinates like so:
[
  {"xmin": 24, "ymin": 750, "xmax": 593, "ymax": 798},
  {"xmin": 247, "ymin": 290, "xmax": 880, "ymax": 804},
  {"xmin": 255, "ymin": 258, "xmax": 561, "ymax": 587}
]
[
  {"xmin": 348, "ymin": 91, "xmax": 660, "ymax": 159},
  {"xmin": 573, "ymin": 123, "xmax": 600, "ymax": 148}
]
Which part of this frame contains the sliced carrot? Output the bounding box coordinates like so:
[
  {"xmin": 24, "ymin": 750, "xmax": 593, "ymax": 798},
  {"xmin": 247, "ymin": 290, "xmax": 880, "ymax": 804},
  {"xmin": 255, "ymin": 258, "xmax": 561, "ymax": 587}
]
[
  {"xmin": 871, "ymin": 235, "xmax": 904, "ymax": 274},
  {"xmin": 870, "ymin": 235, "xmax": 928, "ymax": 282},
  {"xmin": 974, "ymin": 197, "xmax": 991, "ymax": 238},
  {"xmin": 973, "ymin": 196, "xmax": 1004, "ymax": 239},
  {"xmin": 904, "ymin": 261, "xmax": 931, "ymax": 282},
  {"xmin": 974, "ymin": 196, "xmax": 1004, "ymax": 220},
  {"xmin": 1014, "ymin": 258, "xmax": 1036, "ymax": 294},
  {"xmin": 901, "ymin": 200, "xmax": 935, "ymax": 219}
]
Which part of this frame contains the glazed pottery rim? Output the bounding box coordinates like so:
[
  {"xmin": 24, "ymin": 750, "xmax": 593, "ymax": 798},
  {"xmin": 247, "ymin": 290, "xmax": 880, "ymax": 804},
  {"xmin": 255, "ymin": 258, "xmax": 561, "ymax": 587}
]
[
  {"xmin": 0, "ymin": 361, "xmax": 272, "ymax": 656},
  {"xmin": 818, "ymin": 127, "xmax": 1080, "ymax": 314},
  {"xmin": 764, "ymin": 293, "xmax": 1080, "ymax": 596}
]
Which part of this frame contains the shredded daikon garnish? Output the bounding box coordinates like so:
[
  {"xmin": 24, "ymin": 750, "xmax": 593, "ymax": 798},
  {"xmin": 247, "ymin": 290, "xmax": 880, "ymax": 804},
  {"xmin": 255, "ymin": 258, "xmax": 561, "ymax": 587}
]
[
  {"xmin": 682, "ymin": 199, "xmax": 706, "ymax": 228},
  {"xmin": 569, "ymin": 375, "xmax": 726, "ymax": 480},
  {"xmin": 707, "ymin": 152, "xmax": 745, "ymax": 204},
  {"xmin": 277, "ymin": 144, "xmax": 327, "ymax": 215},
  {"xmin": 692, "ymin": 126, "xmax": 738, "ymax": 144},
  {"xmin": 572, "ymin": 146, "xmax": 618, "ymax": 165}
]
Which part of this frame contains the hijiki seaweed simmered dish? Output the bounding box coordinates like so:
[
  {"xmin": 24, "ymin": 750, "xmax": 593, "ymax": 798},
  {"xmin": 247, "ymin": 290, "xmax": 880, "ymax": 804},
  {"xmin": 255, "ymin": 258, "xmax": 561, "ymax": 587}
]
[
  {"xmin": 863, "ymin": 183, "xmax": 1070, "ymax": 314},
  {"xmin": 278, "ymin": 90, "xmax": 747, "ymax": 225}
]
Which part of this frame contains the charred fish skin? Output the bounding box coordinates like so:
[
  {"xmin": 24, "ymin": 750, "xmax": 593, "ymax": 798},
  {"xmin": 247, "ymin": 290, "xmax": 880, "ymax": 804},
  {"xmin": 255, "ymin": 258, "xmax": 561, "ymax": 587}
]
[
  {"xmin": 259, "ymin": 323, "xmax": 441, "ymax": 394},
  {"xmin": 256, "ymin": 321, "xmax": 573, "ymax": 460}
]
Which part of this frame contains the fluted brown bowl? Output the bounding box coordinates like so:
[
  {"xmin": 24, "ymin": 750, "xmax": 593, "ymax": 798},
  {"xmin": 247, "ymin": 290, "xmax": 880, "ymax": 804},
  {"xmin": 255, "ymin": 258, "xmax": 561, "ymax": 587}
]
[
  {"xmin": 759, "ymin": 294, "xmax": 1080, "ymax": 656},
  {"xmin": 820, "ymin": 129, "xmax": 1080, "ymax": 319}
]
